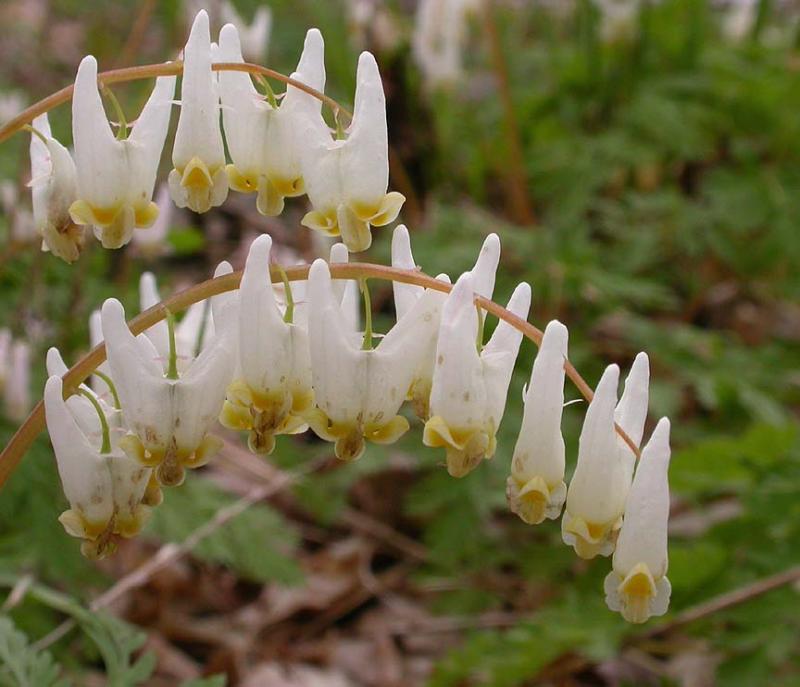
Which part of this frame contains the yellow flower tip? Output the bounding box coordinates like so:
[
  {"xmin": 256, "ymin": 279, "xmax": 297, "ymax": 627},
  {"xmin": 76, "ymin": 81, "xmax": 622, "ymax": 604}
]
[
  {"xmin": 248, "ymin": 429, "xmax": 277, "ymax": 455},
  {"xmin": 423, "ymin": 416, "xmax": 492, "ymax": 478},
  {"xmin": 119, "ymin": 434, "xmax": 149, "ymax": 465},
  {"xmin": 370, "ymin": 191, "xmax": 406, "ymax": 227},
  {"xmin": 255, "ymin": 177, "xmax": 285, "ymax": 216},
  {"xmin": 80, "ymin": 536, "xmax": 118, "ymax": 560},
  {"xmin": 43, "ymin": 219, "xmax": 85, "ymax": 263},
  {"xmin": 334, "ymin": 428, "xmax": 366, "ymax": 462},
  {"xmin": 69, "ymin": 199, "xmax": 136, "ymax": 248},
  {"xmin": 226, "ymin": 164, "xmax": 259, "ymax": 194},
  {"xmin": 365, "ymin": 414, "xmax": 410, "ymax": 445},
  {"xmin": 605, "ymin": 563, "xmax": 670, "ymax": 624},
  {"xmin": 562, "ymin": 513, "xmax": 621, "ymax": 559},
  {"xmin": 181, "ymin": 156, "xmax": 214, "ymax": 190},
  {"xmin": 220, "ymin": 399, "xmax": 254, "ymax": 431},
  {"xmin": 115, "ymin": 505, "xmax": 151, "ymax": 539},
  {"xmin": 58, "ymin": 509, "xmax": 105, "ymax": 540},
  {"xmin": 271, "ymin": 175, "xmax": 304, "ymax": 198},
  {"xmin": 291, "ymin": 389, "xmax": 315, "ymax": 416},
  {"xmin": 506, "ymin": 475, "xmax": 550, "ymax": 525},
  {"xmin": 183, "ymin": 434, "xmax": 224, "ymax": 469},
  {"xmin": 301, "ymin": 209, "xmax": 339, "ymax": 236},
  {"xmin": 174, "ymin": 158, "xmax": 228, "ymax": 213},
  {"xmin": 142, "ymin": 473, "xmax": 163, "ymax": 507},
  {"xmin": 338, "ymin": 205, "xmax": 372, "ymax": 252},
  {"xmin": 156, "ymin": 460, "xmax": 185, "ymax": 487}
]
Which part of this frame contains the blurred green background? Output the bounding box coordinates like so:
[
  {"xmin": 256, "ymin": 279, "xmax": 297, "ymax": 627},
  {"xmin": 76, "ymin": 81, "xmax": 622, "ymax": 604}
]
[{"xmin": 0, "ymin": 0, "xmax": 798, "ymax": 685}]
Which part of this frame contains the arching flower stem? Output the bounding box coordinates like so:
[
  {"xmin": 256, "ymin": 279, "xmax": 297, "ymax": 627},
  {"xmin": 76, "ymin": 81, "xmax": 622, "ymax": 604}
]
[
  {"xmin": 0, "ymin": 61, "xmax": 350, "ymax": 146},
  {"xmin": 0, "ymin": 263, "xmax": 641, "ymax": 490}
]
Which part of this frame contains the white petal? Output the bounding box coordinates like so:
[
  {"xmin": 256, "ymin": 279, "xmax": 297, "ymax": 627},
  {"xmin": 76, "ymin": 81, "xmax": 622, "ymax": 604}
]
[
  {"xmin": 210, "ymin": 259, "xmax": 236, "ymax": 333},
  {"xmin": 391, "ymin": 224, "xmax": 422, "ymax": 320},
  {"xmin": 613, "ymin": 418, "xmax": 671, "ymax": 578},
  {"xmin": 173, "ymin": 10, "xmax": 226, "ymax": 169},
  {"xmin": 340, "ymin": 52, "xmax": 389, "ymax": 209},
  {"xmin": 469, "ymin": 233, "xmax": 500, "ymax": 300},
  {"xmin": 615, "ymin": 352, "xmax": 650, "ymax": 479},
  {"xmin": 566, "ymin": 364, "xmax": 629, "ymax": 525},
  {"xmin": 512, "ymin": 320, "xmax": 568, "ymax": 485},
  {"xmin": 284, "ymin": 28, "xmax": 326, "ymax": 111},
  {"xmin": 127, "ymin": 74, "xmax": 176, "ymax": 201},
  {"xmin": 71, "ymin": 56, "xmax": 125, "ymax": 208},
  {"xmin": 139, "ymin": 272, "xmax": 170, "ymax": 362},
  {"xmin": 428, "ymin": 272, "xmax": 484, "ymax": 429},
  {"xmin": 481, "ymin": 282, "xmax": 531, "ymax": 428}
]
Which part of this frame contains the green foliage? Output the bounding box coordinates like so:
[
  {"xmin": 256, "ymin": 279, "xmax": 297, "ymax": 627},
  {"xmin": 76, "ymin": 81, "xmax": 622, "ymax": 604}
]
[
  {"xmin": 146, "ymin": 475, "xmax": 303, "ymax": 584},
  {"xmin": 0, "ymin": 618, "xmax": 69, "ymax": 687}
]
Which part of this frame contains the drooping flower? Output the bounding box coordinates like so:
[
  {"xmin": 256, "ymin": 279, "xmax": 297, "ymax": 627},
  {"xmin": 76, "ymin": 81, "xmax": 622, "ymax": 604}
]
[
  {"xmin": 169, "ymin": 10, "xmax": 229, "ymax": 213},
  {"xmin": 220, "ymin": 234, "xmax": 314, "ymax": 454},
  {"xmin": 562, "ymin": 364, "xmax": 629, "ymax": 559},
  {"xmin": 423, "ymin": 272, "xmax": 531, "ymax": 477},
  {"xmin": 28, "ymin": 113, "xmax": 81, "ymax": 262},
  {"xmin": 391, "ymin": 226, "xmax": 500, "ymax": 419},
  {"xmin": 217, "ymin": 24, "xmax": 326, "ymax": 216},
  {"xmin": 220, "ymin": 0, "xmax": 272, "ymax": 62},
  {"xmin": 44, "ymin": 375, "xmax": 154, "ymax": 559},
  {"xmin": 300, "ymin": 52, "xmax": 405, "ymax": 252},
  {"xmin": 605, "ymin": 418, "xmax": 672, "ymax": 623},
  {"xmin": 69, "ymin": 56, "xmax": 175, "ymax": 249},
  {"xmin": 100, "ymin": 293, "xmax": 235, "ymax": 487},
  {"xmin": 305, "ymin": 258, "xmax": 444, "ymax": 461},
  {"xmin": 507, "ymin": 320, "xmax": 569, "ymax": 524}
]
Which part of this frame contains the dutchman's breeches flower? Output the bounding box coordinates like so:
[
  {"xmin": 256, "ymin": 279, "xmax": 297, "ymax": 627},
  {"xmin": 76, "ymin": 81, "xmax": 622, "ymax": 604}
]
[
  {"xmin": 169, "ymin": 10, "xmax": 229, "ymax": 214},
  {"xmin": 507, "ymin": 320, "xmax": 569, "ymax": 524},
  {"xmin": 44, "ymin": 376, "xmax": 153, "ymax": 559},
  {"xmin": 69, "ymin": 56, "xmax": 175, "ymax": 249},
  {"xmin": 219, "ymin": 234, "xmax": 314, "ymax": 455},
  {"xmin": 100, "ymin": 296, "xmax": 235, "ymax": 487},
  {"xmin": 423, "ymin": 272, "xmax": 531, "ymax": 478},
  {"xmin": 28, "ymin": 113, "xmax": 81, "ymax": 262},
  {"xmin": 562, "ymin": 364, "xmax": 630, "ymax": 559},
  {"xmin": 218, "ymin": 24, "xmax": 326, "ymax": 217},
  {"xmin": 391, "ymin": 226, "xmax": 500, "ymax": 420},
  {"xmin": 300, "ymin": 52, "xmax": 405, "ymax": 252},
  {"xmin": 605, "ymin": 418, "xmax": 672, "ymax": 623},
  {"xmin": 306, "ymin": 259, "xmax": 444, "ymax": 461}
]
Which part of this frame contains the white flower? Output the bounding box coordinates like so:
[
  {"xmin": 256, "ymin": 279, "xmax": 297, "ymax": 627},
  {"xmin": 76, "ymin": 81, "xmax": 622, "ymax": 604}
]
[
  {"xmin": 412, "ymin": 0, "xmax": 482, "ymax": 88},
  {"xmin": 138, "ymin": 271, "xmax": 215, "ymax": 370},
  {"xmin": 615, "ymin": 351, "xmax": 649, "ymax": 483},
  {"xmin": 131, "ymin": 184, "xmax": 172, "ymax": 256},
  {"xmin": 423, "ymin": 272, "xmax": 531, "ymax": 477},
  {"xmin": 220, "ymin": 1, "xmax": 271, "ymax": 62},
  {"xmin": 169, "ymin": 10, "xmax": 229, "ymax": 214},
  {"xmin": 562, "ymin": 364, "xmax": 630, "ymax": 559},
  {"xmin": 306, "ymin": 258, "xmax": 444, "ymax": 461},
  {"xmin": 3, "ymin": 340, "xmax": 31, "ymax": 422},
  {"xmin": 100, "ymin": 295, "xmax": 235, "ymax": 486},
  {"xmin": 217, "ymin": 24, "xmax": 326, "ymax": 216},
  {"xmin": 605, "ymin": 418, "xmax": 672, "ymax": 624},
  {"xmin": 391, "ymin": 226, "xmax": 500, "ymax": 419},
  {"xmin": 44, "ymin": 375, "xmax": 154, "ymax": 559},
  {"xmin": 219, "ymin": 234, "xmax": 314, "ymax": 454},
  {"xmin": 28, "ymin": 113, "xmax": 81, "ymax": 262},
  {"xmin": 70, "ymin": 55, "xmax": 175, "ymax": 249},
  {"xmin": 507, "ymin": 320, "xmax": 569, "ymax": 524},
  {"xmin": 300, "ymin": 51, "xmax": 405, "ymax": 252}
]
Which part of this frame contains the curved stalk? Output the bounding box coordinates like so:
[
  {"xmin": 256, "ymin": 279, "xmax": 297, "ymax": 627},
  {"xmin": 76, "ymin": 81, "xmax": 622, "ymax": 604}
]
[
  {"xmin": 0, "ymin": 61, "xmax": 350, "ymax": 146},
  {"xmin": 0, "ymin": 263, "xmax": 639, "ymax": 490}
]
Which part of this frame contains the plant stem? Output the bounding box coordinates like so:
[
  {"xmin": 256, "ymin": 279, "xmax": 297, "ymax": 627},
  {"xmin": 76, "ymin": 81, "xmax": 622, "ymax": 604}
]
[
  {"xmin": 360, "ymin": 278, "xmax": 373, "ymax": 350},
  {"xmin": 77, "ymin": 390, "xmax": 111, "ymax": 454},
  {"xmin": 0, "ymin": 262, "xmax": 639, "ymax": 491},
  {"xmin": 0, "ymin": 61, "xmax": 350, "ymax": 146},
  {"xmin": 164, "ymin": 310, "xmax": 179, "ymax": 380}
]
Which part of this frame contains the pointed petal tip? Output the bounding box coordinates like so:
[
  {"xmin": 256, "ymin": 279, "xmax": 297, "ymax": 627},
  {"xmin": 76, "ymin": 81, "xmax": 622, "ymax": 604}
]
[
  {"xmin": 329, "ymin": 242, "xmax": 349, "ymax": 264},
  {"xmin": 542, "ymin": 320, "xmax": 569, "ymax": 351},
  {"xmin": 214, "ymin": 260, "xmax": 233, "ymax": 277},
  {"xmin": 507, "ymin": 281, "xmax": 532, "ymax": 318}
]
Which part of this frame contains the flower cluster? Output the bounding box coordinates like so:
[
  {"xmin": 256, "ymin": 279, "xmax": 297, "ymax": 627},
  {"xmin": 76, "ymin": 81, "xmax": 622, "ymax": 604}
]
[
  {"xmin": 25, "ymin": 8, "xmax": 673, "ymax": 625},
  {"xmin": 28, "ymin": 10, "xmax": 404, "ymax": 262},
  {"xmin": 43, "ymin": 225, "xmax": 672, "ymax": 622}
]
